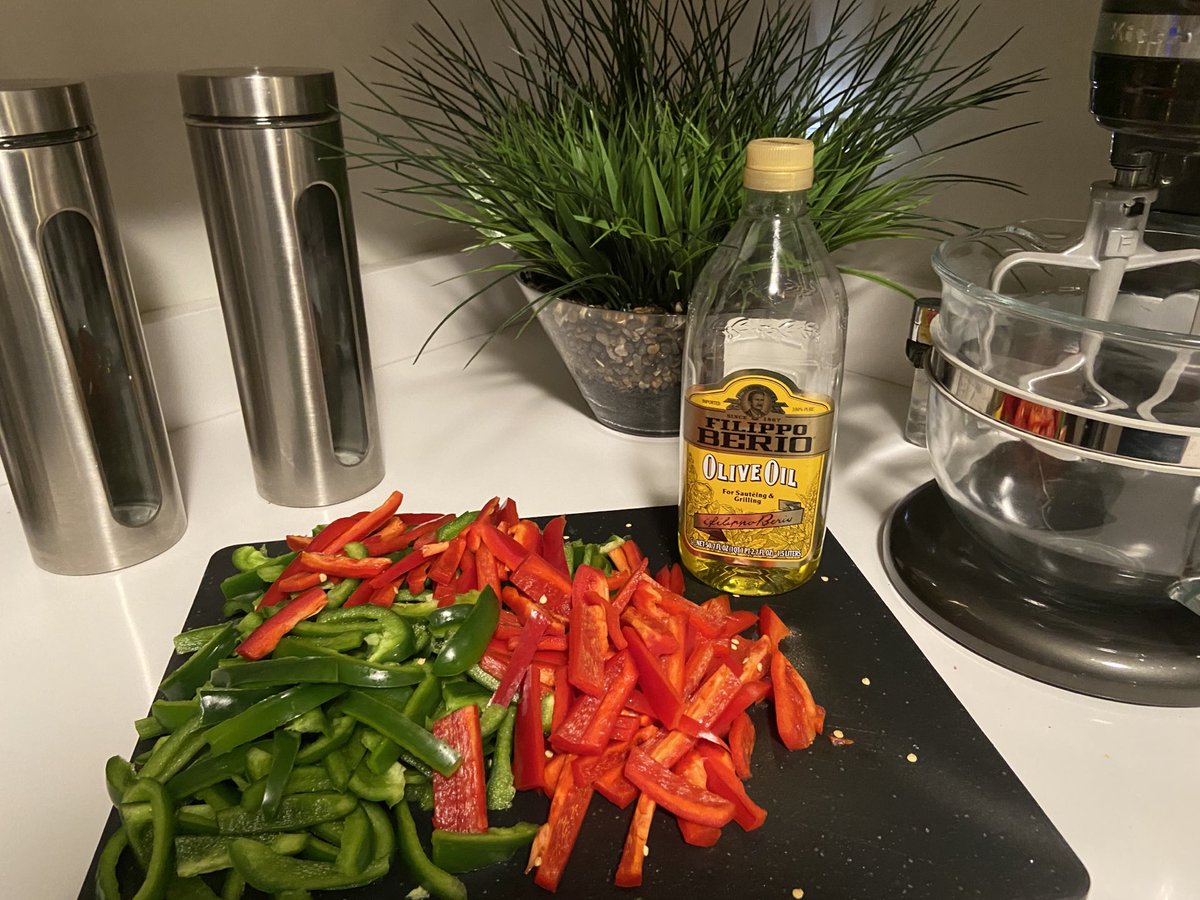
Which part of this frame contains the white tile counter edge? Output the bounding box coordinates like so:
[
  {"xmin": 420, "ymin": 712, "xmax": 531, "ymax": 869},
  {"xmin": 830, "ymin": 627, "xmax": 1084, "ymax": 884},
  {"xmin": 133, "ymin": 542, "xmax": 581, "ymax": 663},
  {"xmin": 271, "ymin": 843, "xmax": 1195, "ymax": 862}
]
[{"xmin": 0, "ymin": 258, "xmax": 1194, "ymax": 899}]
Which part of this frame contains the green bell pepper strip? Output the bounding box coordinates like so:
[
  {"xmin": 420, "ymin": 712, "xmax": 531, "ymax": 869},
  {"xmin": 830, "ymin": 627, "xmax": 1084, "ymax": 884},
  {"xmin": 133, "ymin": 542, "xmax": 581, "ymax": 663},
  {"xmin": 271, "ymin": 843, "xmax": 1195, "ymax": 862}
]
[
  {"xmin": 405, "ymin": 780, "xmax": 435, "ymax": 810},
  {"xmin": 431, "ymin": 586, "xmax": 500, "ymax": 677},
  {"xmin": 363, "ymin": 800, "xmax": 394, "ymax": 862},
  {"xmin": 219, "ymin": 870, "xmax": 245, "ymax": 900},
  {"xmin": 152, "ymin": 699, "xmax": 200, "ymax": 732},
  {"xmin": 174, "ymin": 623, "xmax": 230, "ymax": 654},
  {"xmin": 427, "ymin": 603, "xmax": 475, "ymax": 635},
  {"xmin": 221, "ymin": 649, "xmax": 427, "ymax": 689},
  {"xmin": 339, "ymin": 691, "xmax": 461, "ymax": 777},
  {"xmin": 349, "ymin": 760, "xmax": 406, "ymax": 806},
  {"xmin": 284, "ymin": 707, "xmax": 327, "ymax": 734},
  {"xmin": 134, "ymin": 716, "xmax": 164, "ymax": 741},
  {"xmin": 105, "ymin": 755, "xmax": 136, "ymax": 804},
  {"xmin": 205, "ymin": 684, "xmax": 346, "ymax": 755},
  {"xmin": 395, "ymin": 801, "xmax": 467, "ymax": 900},
  {"xmin": 310, "ymin": 818, "xmax": 344, "ymax": 845},
  {"xmin": 240, "ymin": 766, "xmax": 336, "ymax": 809},
  {"xmin": 335, "ymin": 804, "xmax": 372, "ymax": 876},
  {"xmin": 220, "ymin": 568, "xmax": 265, "ymax": 602},
  {"xmin": 465, "ymin": 664, "xmax": 500, "ymax": 692},
  {"xmin": 177, "ymin": 804, "xmax": 220, "ymax": 835},
  {"xmin": 195, "ymin": 783, "xmax": 240, "ymax": 812},
  {"xmin": 118, "ymin": 778, "xmax": 175, "ymax": 900},
  {"xmin": 440, "ymin": 680, "xmax": 493, "ymax": 715},
  {"xmin": 315, "ymin": 606, "xmax": 414, "ymax": 663},
  {"xmin": 217, "ymin": 792, "xmax": 358, "ymax": 835},
  {"xmin": 94, "ymin": 827, "xmax": 129, "ymax": 900},
  {"xmin": 430, "ymin": 822, "xmax": 540, "ymax": 873},
  {"xmin": 324, "ymin": 576, "xmax": 360, "ymax": 609},
  {"xmin": 405, "ymin": 670, "xmax": 443, "ymax": 727},
  {"xmin": 343, "ymin": 541, "xmax": 369, "ymax": 560},
  {"xmin": 141, "ymin": 715, "xmax": 206, "ymax": 782},
  {"xmin": 160, "ymin": 623, "xmax": 240, "ymax": 701},
  {"xmin": 479, "ymin": 703, "xmax": 509, "ymax": 740},
  {"xmin": 231, "ymin": 545, "xmax": 268, "ymax": 573},
  {"xmin": 175, "ymin": 832, "xmax": 308, "ymax": 878},
  {"xmin": 389, "ymin": 597, "xmax": 439, "ymax": 619},
  {"xmin": 166, "ymin": 875, "xmax": 223, "ymax": 899},
  {"xmin": 294, "ymin": 715, "xmax": 355, "ymax": 765},
  {"xmin": 261, "ymin": 729, "xmax": 302, "ymax": 819},
  {"xmin": 486, "ymin": 706, "xmax": 517, "ymax": 811},
  {"xmin": 228, "ymin": 837, "xmax": 389, "ymax": 892},
  {"xmin": 323, "ymin": 745, "xmax": 353, "ymax": 790},
  {"xmin": 437, "ymin": 510, "xmax": 478, "ymax": 542},
  {"xmin": 165, "ymin": 746, "xmax": 253, "ymax": 800},
  {"xmin": 198, "ymin": 687, "xmax": 278, "ymax": 726},
  {"xmin": 304, "ymin": 834, "xmax": 341, "ymax": 862}
]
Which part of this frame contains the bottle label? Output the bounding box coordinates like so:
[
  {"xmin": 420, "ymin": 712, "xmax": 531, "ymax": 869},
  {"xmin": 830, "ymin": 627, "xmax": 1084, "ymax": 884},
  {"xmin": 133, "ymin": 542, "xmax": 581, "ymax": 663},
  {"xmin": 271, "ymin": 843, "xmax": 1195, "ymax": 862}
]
[{"xmin": 680, "ymin": 371, "xmax": 832, "ymax": 566}]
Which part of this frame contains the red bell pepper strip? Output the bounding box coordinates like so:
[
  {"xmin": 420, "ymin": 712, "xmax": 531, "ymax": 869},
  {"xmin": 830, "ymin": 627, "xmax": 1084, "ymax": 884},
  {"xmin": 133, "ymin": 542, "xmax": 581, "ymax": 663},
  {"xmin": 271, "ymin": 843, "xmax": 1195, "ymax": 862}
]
[
  {"xmin": 434, "ymin": 578, "xmax": 457, "ymax": 604},
  {"xmin": 702, "ymin": 594, "xmax": 731, "ymax": 618},
  {"xmin": 622, "ymin": 606, "xmax": 678, "ymax": 656},
  {"xmin": 673, "ymin": 752, "xmax": 724, "ymax": 847},
  {"xmin": 728, "ymin": 712, "xmax": 756, "ymax": 780},
  {"xmin": 621, "ymin": 539, "xmax": 645, "ymax": 571},
  {"xmin": 541, "ymin": 515, "xmax": 570, "ymax": 578},
  {"xmin": 406, "ymin": 561, "xmax": 430, "ymax": 596},
  {"xmin": 476, "ymin": 651, "xmax": 508, "ymax": 683},
  {"xmin": 453, "ymin": 549, "xmax": 477, "ymax": 593},
  {"xmin": 594, "ymin": 763, "xmax": 638, "ymax": 809},
  {"xmin": 698, "ymin": 744, "xmax": 767, "ymax": 831},
  {"xmin": 568, "ymin": 593, "xmax": 608, "ymax": 697},
  {"xmin": 369, "ymin": 584, "xmax": 398, "ymax": 607},
  {"xmin": 551, "ymin": 667, "xmax": 571, "ymax": 733},
  {"xmin": 237, "ymin": 586, "xmax": 328, "ymax": 660},
  {"xmin": 285, "ymin": 533, "xmax": 312, "ymax": 551},
  {"xmin": 759, "ymin": 605, "xmax": 790, "ymax": 650},
  {"xmin": 611, "ymin": 559, "xmax": 647, "ymax": 612},
  {"xmin": 480, "ymin": 523, "xmax": 530, "ymax": 573},
  {"xmin": 610, "ymin": 713, "xmax": 641, "ymax": 743},
  {"xmin": 623, "ymin": 627, "xmax": 682, "ymax": 729},
  {"xmin": 497, "ymin": 497, "xmax": 519, "ymax": 527},
  {"xmin": 551, "ymin": 652, "xmax": 637, "ymax": 755},
  {"xmin": 635, "ymin": 579, "xmax": 725, "ymax": 638},
  {"xmin": 664, "ymin": 614, "xmax": 687, "ymax": 696},
  {"xmin": 491, "ymin": 607, "xmax": 550, "ymax": 708},
  {"xmin": 720, "ymin": 610, "xmax": 760, "ymax": 638},
  {"xmin": 510, "ymin": 553, "xmax": 573, "ymax": 612},
  {"xmin": 624, "ymin": 748, "xmax": 734, "ymax": 828},
  {"xmin": 513, "ymin": 666, "xmax": 547, "ymax": 791},
  {"xmin": 614, "ymin": 792, "xmax": 655, "ymax": 887},
  {"xmin": 428, "ymin": 534, "xmax": 467, "ymax": 585},
  {"xmin": 432, "ymin": 704, "xmax": 489, "ymax": 833},
  {"xmin": 476, "ymin": 543, "xmax": 503, "ymax": 601},
  {"xmin": 510, "ymin": 520, "xmax": 543, "ymax": 557},
  {"xmin": 255, "ymin": 513, "xmax": 365, "ymax": 609},
  {"xmin": 297, "ymin": 551, "xmax": 391, "ymax": 579},
  {"xmin": 528, "ymin": 759, "xmax": 594, "ymax": 893},
  {"xmin": 771, "ymin": 650, "xmax": 823, "ymax": 750},
  {"xmin": 542, "ymin": 753, "xmax": 567, "ymax": 796},
  {"xmin": 341, "ymin": 579, "xmax": 376, "ymax": 609},
  {"xmin": 571, "ymin": 740, "xmax": 632, "ymax": 787},
  {"xmin": 365, "ymin": 548, "xmax": 429, "ymax": 590},
  {"xmin": 274, "ymin": 571, "xmax": 326, "ymax": 593},
  {"xmin": 709, "ymin": 680, "xmax": 773, "ymax": 736},
  {"xmin": 683, "ymin": 642, "xmax": 717, "ymax": 699},
  {"xmin": 320, "ymin": 490, "xmax": 403, "ymax": 553},
  {"xmin": 685, "ymin": 665, "xmax": 743, "ymax": 732}
]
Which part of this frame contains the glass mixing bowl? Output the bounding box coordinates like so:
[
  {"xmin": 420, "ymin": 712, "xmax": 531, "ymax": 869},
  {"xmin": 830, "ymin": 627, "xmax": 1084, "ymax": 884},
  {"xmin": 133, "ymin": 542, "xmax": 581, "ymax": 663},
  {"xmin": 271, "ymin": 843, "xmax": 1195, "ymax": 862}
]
[{"xmin": 928, "ymin": 219, "xmax": 1200, "ymax": 603}]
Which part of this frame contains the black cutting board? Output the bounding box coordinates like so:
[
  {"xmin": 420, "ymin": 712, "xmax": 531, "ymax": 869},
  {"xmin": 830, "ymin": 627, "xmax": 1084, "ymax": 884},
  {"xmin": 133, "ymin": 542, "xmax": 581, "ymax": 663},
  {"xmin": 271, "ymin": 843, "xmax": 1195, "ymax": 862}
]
[{"xmin": 81, "ymin": 505, "xmax": 1089, "ymax": 899}]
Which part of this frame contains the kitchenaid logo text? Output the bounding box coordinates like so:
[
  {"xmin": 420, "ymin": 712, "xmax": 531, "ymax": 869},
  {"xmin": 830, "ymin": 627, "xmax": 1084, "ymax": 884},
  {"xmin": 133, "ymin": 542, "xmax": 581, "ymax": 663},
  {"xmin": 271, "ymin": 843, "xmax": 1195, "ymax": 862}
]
[{"xmin": 1097, "ymin": 14, "xmax": 1200, "ymax": 59}]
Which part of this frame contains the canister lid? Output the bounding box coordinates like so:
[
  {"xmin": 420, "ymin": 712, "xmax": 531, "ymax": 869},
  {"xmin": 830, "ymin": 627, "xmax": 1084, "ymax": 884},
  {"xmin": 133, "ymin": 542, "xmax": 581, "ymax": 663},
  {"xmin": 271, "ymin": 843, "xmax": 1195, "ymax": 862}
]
[
  {"xmin": 0, "ymin": 79, "xmax": 92, "ymax": 139},
  {"xmin": 178, "ymin": 67, "xmax": 338, "ymax": 120}
]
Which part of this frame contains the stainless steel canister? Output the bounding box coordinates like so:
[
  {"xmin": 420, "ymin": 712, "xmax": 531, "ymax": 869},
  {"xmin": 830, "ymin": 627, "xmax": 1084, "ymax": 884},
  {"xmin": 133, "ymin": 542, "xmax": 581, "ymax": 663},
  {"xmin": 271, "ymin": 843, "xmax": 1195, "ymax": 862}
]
[
  {"xmin": 0, "ymin": 79, "xmax": 186, "ymax": 575},
  {"xmin": 179, "ymin": 68, "xmax": 383, "ymax": 507}
]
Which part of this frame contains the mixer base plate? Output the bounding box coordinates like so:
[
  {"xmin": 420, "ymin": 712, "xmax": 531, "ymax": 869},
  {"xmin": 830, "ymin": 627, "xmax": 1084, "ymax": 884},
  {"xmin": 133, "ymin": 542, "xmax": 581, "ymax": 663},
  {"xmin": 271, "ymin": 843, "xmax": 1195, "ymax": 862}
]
[{"xmin": 883, "ymin": 480, "xmax": 1200, "ymax": 707}]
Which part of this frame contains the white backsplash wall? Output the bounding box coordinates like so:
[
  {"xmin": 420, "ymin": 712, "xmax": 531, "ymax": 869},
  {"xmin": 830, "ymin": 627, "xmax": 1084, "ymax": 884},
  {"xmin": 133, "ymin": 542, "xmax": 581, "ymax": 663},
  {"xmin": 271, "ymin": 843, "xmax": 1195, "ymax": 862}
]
[{"xmin": 0, "ymin": 0, "xmax": 1114, "ymax": 419}]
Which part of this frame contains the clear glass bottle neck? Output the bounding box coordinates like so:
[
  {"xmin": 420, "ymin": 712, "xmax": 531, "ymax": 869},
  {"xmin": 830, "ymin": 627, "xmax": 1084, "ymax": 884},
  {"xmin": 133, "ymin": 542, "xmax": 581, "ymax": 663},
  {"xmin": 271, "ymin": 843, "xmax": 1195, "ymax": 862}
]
[{"xmin": 741, "ymin": 187, "xmax": 809, "ymax": 218}]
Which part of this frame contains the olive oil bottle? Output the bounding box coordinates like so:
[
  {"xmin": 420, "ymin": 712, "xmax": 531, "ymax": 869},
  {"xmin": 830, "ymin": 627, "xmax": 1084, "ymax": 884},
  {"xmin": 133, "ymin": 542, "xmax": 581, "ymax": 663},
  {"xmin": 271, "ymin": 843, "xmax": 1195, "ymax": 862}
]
[{"xmin": 678, "ymin": 138, "xmax": 847, "ymax": 596}]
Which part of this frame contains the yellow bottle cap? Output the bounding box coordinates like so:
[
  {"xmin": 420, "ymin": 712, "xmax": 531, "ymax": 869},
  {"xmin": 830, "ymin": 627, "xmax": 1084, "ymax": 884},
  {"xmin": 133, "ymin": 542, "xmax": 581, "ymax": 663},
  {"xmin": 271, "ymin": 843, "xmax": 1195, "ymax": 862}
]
[{"xmin": 743, "ymin": 137, "xmax": 814, "ymax": 192}]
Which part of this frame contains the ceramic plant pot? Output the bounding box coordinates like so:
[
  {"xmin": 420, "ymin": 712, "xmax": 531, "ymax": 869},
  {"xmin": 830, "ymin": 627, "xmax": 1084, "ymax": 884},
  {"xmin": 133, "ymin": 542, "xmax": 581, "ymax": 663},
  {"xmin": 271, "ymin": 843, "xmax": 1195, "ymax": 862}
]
[{"xmin": 528, "ymin": 286, "xmax": 687, "ymax": 437}]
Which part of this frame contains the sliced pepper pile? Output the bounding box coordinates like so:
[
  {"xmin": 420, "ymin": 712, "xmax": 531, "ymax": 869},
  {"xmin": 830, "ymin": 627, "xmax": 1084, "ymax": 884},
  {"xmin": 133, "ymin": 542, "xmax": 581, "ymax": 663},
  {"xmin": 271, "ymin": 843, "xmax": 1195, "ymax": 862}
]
[
  {"xmin": 99, "ymin": 488, "xmax": 827, "ymax": 899},
  {"xmin": 478, "ymin": 528, "xmax": 826, "ymax": 892}
]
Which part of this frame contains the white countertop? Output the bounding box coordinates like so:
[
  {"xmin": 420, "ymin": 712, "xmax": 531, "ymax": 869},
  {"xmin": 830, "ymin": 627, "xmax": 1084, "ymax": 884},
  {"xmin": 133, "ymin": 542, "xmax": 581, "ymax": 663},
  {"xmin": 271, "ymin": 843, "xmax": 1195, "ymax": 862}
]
[{"xmin": 1, "ymin": 322, "xmax": 1196, "ymax": 900}]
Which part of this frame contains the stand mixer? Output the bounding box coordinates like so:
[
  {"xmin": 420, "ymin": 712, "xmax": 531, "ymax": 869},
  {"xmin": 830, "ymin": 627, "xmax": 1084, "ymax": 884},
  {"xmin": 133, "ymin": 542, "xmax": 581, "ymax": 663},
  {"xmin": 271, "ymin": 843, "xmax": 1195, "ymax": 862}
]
[{"xmin": 884, "ymin": 0, "xmax": 1200, "ymax": 706}]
